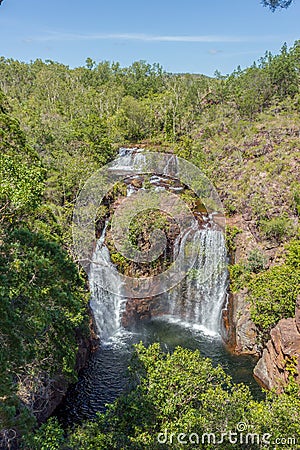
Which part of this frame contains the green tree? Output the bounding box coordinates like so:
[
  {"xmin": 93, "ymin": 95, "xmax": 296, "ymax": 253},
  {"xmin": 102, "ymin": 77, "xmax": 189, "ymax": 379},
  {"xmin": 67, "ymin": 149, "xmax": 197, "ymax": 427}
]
[
  {"xmin": 262, "ymin": 0, "xmax": 294, "ymax": 11},
  {"xmin": 0, "ymin": 94, "xmax": 44, "ymax": 220},
  {"xmin": 0, "ymin": 91, "xmax": 89, "ymax": 445},
  {"xmin": 27, "ymin": 344, "xmax": 300, "ymax": 450}
]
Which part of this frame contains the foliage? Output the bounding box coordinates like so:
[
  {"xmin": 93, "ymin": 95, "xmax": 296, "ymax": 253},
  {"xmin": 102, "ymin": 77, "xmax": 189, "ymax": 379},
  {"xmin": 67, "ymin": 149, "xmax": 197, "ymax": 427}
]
[
  {"xmin": 0, "ymin": 228, "xmax": 87, "ymax": 375},
  {"xmin": 0, "ymin": 96, "xmax": 89, "ymax": 443},
  {"xmin": 227, "ymin": 66, "xmax": 272, "ymax": 118},
  {"xmin": 259, "ymin": 214, "xmax": 295, "ymax": 242},
  {"xmin": 0, "ymin": 40, "xmax": 300, "ymax": 446},
  {"xmin": 228, "ymin": 263, "xmax": 251, "ymax": 292},
  {"xmin": 106, "ymin": 208, "xmax": 177, "ymax": 277},
  {"xmin": 23, "ymin": 417, "xmax": 65, "ymax": 450},
  {"xmin": 228, "ymin": 249, "xmax": 267, "ymax": 292},
  {"xmin": 26, "ymin": 343, "xmax": 300, "ymax": 450},
  {"xmin": 0, "ymin": 104, "xmax": 45, "ymax": 219},
  {"xmin": 225, "ymin": 225, "xmax": 242, "ymax": 253},
  {"xmin": 0, "ymin": 227, "xmax": 89, "ymax": 432},
  {"xmin": 1, "ymin": 43, "xmax": 299, "ymax": 243},
  {"xmin": 128, "ymin": 210, "xmax": 169, "ymax": 249},
  {"xmin": 245, "ymin": 248, "xmax": 267, "ymax": 273},
  {"xmin": 261, "ymin": 0, "xmax": 293, "ymax": 12},
  {"xmin": 249, "ymin": 240, "xmax": 300, "ymax": 337}
]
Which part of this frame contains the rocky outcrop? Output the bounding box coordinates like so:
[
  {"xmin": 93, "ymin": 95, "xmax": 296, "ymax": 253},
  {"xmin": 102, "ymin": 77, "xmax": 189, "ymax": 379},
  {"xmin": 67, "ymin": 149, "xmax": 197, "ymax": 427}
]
[
  {"xmin": 225, "ymin": 215, "xmax": 260, "ymax": 354},
  {"xmin": 225, "ymin": 212, "xmax": 285, "ymax": 355},
  {"xmin": 75, "ymin": 317, "xmax": 99, "ymax": 372},
  {"xmin": 122, "ymin": 298, "xmax": 152, "ymax": 326},
  {"xmin": 226, "ymin": 290, "xmax": 259, "ymax": 355},
  {"xmin": 253, "ymin": 298, "xmax": 300, "ymax": 392}
]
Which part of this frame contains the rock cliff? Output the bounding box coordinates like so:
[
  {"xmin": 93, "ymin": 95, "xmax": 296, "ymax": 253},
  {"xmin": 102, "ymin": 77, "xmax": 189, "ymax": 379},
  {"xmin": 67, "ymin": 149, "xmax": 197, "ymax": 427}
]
[{"xmin": 253, "ymin": 297, "xmax": 300, "ymax": 391}]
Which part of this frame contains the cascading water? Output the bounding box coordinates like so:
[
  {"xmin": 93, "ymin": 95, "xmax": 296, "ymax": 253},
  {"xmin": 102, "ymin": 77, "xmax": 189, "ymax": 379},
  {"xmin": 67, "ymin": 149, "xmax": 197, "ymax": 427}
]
[
  {"xmin": 56, "ymin": 148, "xmax": 261, "ymax": 425},
  {"xmin": 89, "ymin": 148, "xmax": 228, "ymax": 340},
  {"xmin": 89, "ymin": 222, "xmax": 127, "ymax": 341},
  {"xmin": 192, "ymin": 228, "xmax": 228, "ymax": 333},
  {"xmin": 166, "ymin": 225, "xmax": 227, "ymax": 336}
]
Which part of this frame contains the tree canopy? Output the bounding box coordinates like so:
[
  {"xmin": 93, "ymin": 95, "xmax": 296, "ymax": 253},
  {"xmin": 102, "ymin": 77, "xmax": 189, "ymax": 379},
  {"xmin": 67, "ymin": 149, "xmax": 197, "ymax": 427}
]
[
  {"xmin": 26, "ymin": 343, "xmax": 300, "ymax": 449},
  {"xmin": 0, "ymin": 40, "xmax": 300, "ymax": 448}
]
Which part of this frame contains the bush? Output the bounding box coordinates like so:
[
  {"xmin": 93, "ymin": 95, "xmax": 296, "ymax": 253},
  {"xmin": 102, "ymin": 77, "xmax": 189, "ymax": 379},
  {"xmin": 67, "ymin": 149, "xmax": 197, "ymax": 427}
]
[
  {"xmin": 245, "ymin": 248, "xmax": 267, "ymax": 273},
  {"xmin": 28, "ymin": 344, "xmax": 300, "ymax": 450},
  {"xmin": 0, "ymin": 228, "xmax": 89, "ymax": 436},
  {"xmin": 225, "ymin": 226, "xmax": 242, "ymax": 253},
  {"xmin": 259, "ymin": 215, "xmax": 294, "ymax": 242},
  {"xmin": 22, "ymin": 417, "xmax": 65, "ymax": 450},
  {"xmin": 228, "ymin": 263, "xmax": 251, "ymax": 292},
  {"xmin": 228, "ymin": 249, "xmax": 266, "ymax": 292},
  {"xmin": 249, "ymin": 240, "xmax": 300, "ymax": 337}
]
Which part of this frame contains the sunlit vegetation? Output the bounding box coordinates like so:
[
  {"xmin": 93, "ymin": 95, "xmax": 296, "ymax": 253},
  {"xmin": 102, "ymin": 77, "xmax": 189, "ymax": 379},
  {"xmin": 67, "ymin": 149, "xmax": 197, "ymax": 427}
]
[
  {"xmin": 24, "ymin": 343, "xmax": 300, "ymax": 450},
  {"xmin": 0, "ymin": 40, "xmax": 300, "ymax": 447}
]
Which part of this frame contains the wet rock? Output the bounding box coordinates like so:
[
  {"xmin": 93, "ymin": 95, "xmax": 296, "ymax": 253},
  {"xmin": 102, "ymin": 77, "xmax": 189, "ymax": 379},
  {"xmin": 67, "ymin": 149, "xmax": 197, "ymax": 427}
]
[
  {"xmin": 122, "ymin": 298, "xmax": 152, "ymax": 327},
  {"xmin": 75, "ymin": 317, "xmax": 99, "ymax": 372},
  {"xmin": 122, "ymin": 296, "xmax": 170, "ymax": 327}
]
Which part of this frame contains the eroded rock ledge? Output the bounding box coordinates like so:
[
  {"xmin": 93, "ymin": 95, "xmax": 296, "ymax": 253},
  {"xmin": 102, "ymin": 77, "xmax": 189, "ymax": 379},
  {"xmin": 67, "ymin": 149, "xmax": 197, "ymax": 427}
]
[{"xmin": 253, "ymin": 297, "xmax": 300, "ymax": 392}]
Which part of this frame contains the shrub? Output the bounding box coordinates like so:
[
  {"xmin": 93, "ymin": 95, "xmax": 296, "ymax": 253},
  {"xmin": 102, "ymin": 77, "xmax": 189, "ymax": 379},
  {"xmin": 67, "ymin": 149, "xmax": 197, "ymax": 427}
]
[
  {"xmin": 22, "ymin": 417, "xmax": 65, "ymax": 450},
  {"xmin": 28, "ymin": 344, "xmax": 300, "ymax": 450},
  {"xmin": 245, "ymin": 248, "xmax": 267, "ymax": 273},
  {"xmin": 249, "ymin": 240, "xmax": 300, "ymax": 338},
  {"xmin": 228, "ymin": 263, "xmax": 250, "ymax": 292},
  {"xmin": 225, "ymin": 225, "xmax": 242, "ymax": 253},
  {"xmin": 259, "ymin": 215, "xmax": 294, "ymax": 242}
]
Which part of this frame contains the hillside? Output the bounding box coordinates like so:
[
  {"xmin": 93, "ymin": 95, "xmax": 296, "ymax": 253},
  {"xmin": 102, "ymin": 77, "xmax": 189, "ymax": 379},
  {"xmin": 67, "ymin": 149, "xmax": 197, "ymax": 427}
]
[{"xmin": 0, "ymin": 41, "xmax": 300, "ymax": 448}]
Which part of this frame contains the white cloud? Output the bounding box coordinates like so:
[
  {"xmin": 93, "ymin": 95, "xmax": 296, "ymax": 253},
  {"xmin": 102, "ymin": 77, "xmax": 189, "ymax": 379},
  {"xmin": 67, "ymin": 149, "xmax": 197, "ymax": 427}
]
[
  {"xmin": 208, "ymin": 49, "xmax": 223, "ymax": 55},
  {"xmin": 30, "ymin": 31, "xmax": 279, "ymax": 44}
]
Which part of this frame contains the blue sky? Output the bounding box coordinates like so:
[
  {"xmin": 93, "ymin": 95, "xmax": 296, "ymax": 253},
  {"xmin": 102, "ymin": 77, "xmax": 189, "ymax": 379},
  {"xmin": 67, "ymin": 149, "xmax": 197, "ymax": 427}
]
[{"xmin": 0, "ymin": 0, "xmax": 299, "ymax": 75}]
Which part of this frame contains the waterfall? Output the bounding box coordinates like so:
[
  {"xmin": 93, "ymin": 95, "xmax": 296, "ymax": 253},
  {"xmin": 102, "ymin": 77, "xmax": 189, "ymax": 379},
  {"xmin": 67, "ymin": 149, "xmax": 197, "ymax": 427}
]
[
  {"xmin": 89, "ymin": 222, "xmax": 126, "ymax": 341},
  {"xmin": 165, "ymin": 224, "xmax": 227, "ymax": 336},
  {"xmin": 192, "ymin": 228, "xmax": 227, "ymax": 333},
  {"xmin": 89, "ymin": 148, "xmax": 228, "ymax": 341}
]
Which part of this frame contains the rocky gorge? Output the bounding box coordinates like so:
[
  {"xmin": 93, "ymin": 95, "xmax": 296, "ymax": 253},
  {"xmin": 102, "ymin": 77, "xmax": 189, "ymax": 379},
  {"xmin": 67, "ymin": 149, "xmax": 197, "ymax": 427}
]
[{"xmin": 224, "ymin": 212, "xmax": 300, "ymax": 392}]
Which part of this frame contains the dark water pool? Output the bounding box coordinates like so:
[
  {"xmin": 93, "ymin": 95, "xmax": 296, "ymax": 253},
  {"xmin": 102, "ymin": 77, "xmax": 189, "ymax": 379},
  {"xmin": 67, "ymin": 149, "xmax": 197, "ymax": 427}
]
[{"xmin": 55, "ymin": 317, "xmax": 263, "ymax": 427}]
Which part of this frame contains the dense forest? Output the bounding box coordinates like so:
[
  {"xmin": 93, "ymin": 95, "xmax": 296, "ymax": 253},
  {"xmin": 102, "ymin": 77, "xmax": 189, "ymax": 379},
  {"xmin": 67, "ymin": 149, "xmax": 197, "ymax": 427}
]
[{"xmin": 0, "ymin": 40, "xmax": 300, "ymax": 449}]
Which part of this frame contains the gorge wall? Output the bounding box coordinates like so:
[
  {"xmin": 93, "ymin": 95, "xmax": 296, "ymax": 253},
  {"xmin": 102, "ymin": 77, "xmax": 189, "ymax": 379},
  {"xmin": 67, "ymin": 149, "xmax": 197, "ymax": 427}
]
[{"xmin": 254, "ymin": 297, "xmax": 300, "ymax": 392}]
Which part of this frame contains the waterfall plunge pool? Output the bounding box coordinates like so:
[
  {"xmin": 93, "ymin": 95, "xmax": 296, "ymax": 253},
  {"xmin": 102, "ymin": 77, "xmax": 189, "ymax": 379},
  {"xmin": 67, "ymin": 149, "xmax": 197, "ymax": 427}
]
[
  {"xmin": 56, "ymin": 318, "xmax": 262, "ymax": 427},
  {"xmin": 58, "ymin": 149, "xmax": 263, "ymax": 426}
]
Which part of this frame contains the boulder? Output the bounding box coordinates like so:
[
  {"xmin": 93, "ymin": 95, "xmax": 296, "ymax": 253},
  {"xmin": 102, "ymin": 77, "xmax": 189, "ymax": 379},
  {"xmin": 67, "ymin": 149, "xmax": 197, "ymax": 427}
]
[{"xmin": 254, "ymin": 299, "xmax": 300, "ymax": 392}]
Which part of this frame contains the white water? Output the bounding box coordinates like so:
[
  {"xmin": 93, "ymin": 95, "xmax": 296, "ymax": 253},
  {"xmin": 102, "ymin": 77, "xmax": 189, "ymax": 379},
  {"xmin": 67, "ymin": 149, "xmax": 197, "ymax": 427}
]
[
  {"xmin": 89, "ymin": 222, "xmax": 126, "ymax": 341},
  {"xmin": 165, "ymin": 225, "xmax": 227, "ymax": 337},
  {"xmin": 89, "ymin": 148, "xmax": 228, "ymax": 342}
]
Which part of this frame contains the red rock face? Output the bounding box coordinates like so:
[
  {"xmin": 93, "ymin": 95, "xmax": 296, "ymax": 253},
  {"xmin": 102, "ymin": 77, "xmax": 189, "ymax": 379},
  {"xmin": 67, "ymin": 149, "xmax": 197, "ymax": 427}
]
[
  {"xmin": 253, "ymin": 298, "xmax": 300, "ymax": 392},
  {"xmin": 295, "ymin": 296, "xmax": 300, "ymax": 334}
]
